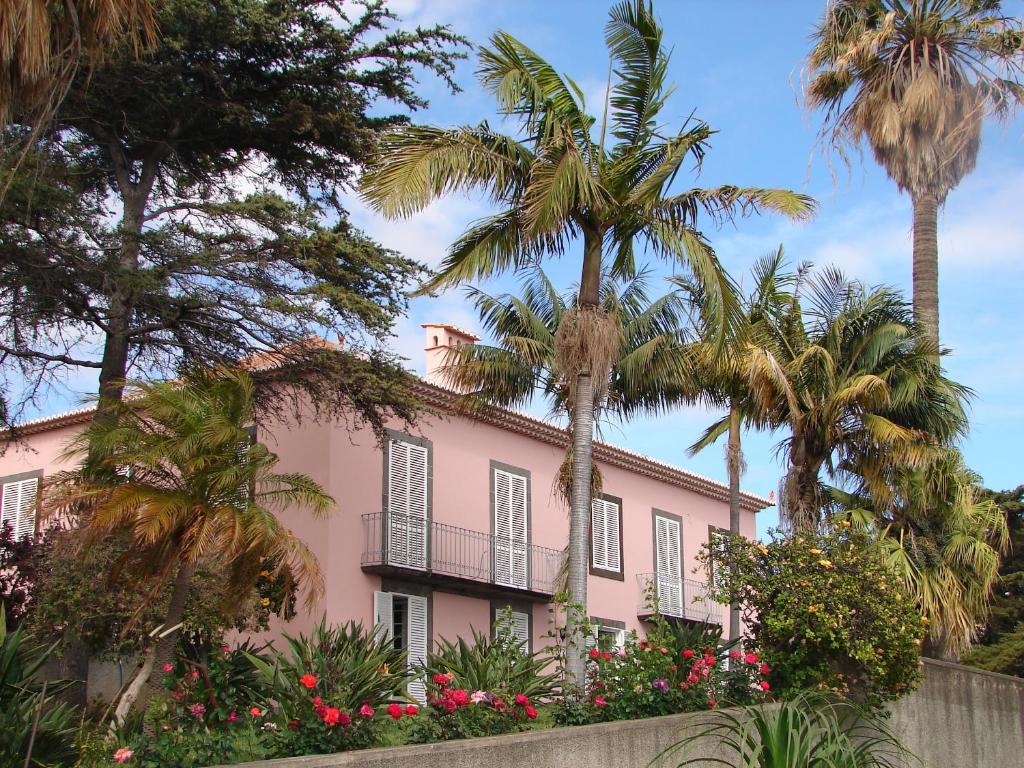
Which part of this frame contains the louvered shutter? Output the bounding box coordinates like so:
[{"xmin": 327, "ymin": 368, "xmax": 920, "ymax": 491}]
[
  {"xmin": 710, "ymin": 529, "xmax": 729, "ymax": 590},
  {"xmin": 654, "ymin": 515, "xmax": 682, "ymax": 617},
  {"xmin": 591, "ymin": 497, "xmax": 620, "ymax": 573},
  {"xmin": 510, "ymin": 609, "xmax": 530, "ymax": 652},
  {"xmin": 406, "ymin": 595, "xmax": 428, "ymax": 703},
  {"xmin": 1, "ymin": 478, "xmax": 39, "ymax": 541},
  {"xmin": 373, "ymin": 591, "xmax": 394, "ymax": 643},
  {"xmin": 493, "ymin": 468, "xmax": 527, "ymax": 588},
  {"xmin": 387, "ymin": 439, "xmax": 428, "ymax": 570}
]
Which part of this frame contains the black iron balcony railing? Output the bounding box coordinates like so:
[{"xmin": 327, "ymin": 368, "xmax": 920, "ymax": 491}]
[
  {"xmin": 635, "ymin": 573, "xmax": 724, "ymax": 625},
  {"xmin": 361, "ymin": 511, "xmax": 564, "ymax": 596}
]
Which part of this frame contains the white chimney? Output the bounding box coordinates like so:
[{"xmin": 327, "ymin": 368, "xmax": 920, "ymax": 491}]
[{"xmin": 422, "ymin": 323, "xmax": 479, "ymax": 389}]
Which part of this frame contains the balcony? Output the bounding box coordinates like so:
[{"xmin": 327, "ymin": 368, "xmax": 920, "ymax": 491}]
[
  {"xmin": 361, "ymin": 512, "xmax": 563, "ymax": 599},
  {"xmin": 635, "ymin": 573, "xmax": 725, "ymax": 626}
]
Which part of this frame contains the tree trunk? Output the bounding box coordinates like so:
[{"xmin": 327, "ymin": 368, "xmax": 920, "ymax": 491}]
[
  {"xmin": 118, "ymin": 561, "xmax": 193, "ymax": 723},
  {"xmin": 726, "ymin": 400, "xmax": 741, "ymax": 642},
  {"xmin": 911, "ymin": 192, "xmax": 940, "ymax": 346},
  {"xmin": 786, "ymin": 435, "xmax": 821, "ymax": 531},
  {"xmin": 563, "ymin": 226, "xmax": 603, "ymax": 694}
]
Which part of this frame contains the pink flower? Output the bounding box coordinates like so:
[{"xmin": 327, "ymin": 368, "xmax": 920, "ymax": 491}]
[
  {"xmin": 451, "ymin": 689, "xmax": 469, "ymax": 707},
  {"xmin": 405, "ymin": 704, "xmax": 419, "ymax": 716},
  {"xmin": 659, "ymin": 647, "xmax": 669, "ymax": 655},
  {"xmin": 594, "ymin": 695, "xmax": 607, "ymax": 707},
  {"xmin": 250, "ymin": 707, "xmax": 263, "ymax": 717},
  {"xmin": 359, "ymin": 703, "xmax": 374, "ymax": 718},
  {"xmin": 617, "ymin": 648, "xmax": 627, "ymax": 658},
  {"xmin": 707, "ymin": 699, "xmax": 718, "ymax": 709},
  {"xmin": 471, "ymin": 690, "xmax": 489, "ymax": 704},
  {"xmin": 188, "ymin": 703, "xmax": 206, "ymax": 719},
  {"xmin": 524, "ymin": 705, "xmax": 538, "ymax": 720},
  {"xmin": 312, "ymin": 696, "xmax": 323, "ymax": 708},
  {"xmin": 227, "ymin": 711, "xmax": 238, "ymax": 723},
  {"xmin": 162, "ymin": 663, "xmax": 174, "ymax": 673},
  {"xmin": 387, "ymin": 703, "xmax": 403, "ymax": 719},
  {"xmin": 760, "ymin": 680, "xmax": 771, "ymax": 692},
  {"xmin": 113, "ymin": 747, "xmax": 134, "ymax": 763},
  {"xmin": 190, "ymin": 670, "xmax": 200, "ymax": 679},
  {"xmin": 683, "ymin": 649, "xmax": 695, "ymax": 659},
  {"xmin": 729, "ymin": 650, "xmax": 742, "ymax": 661},
  {"xmin": 514, "ymin": 693, "xmax": 529, "ymax": 706},
  {"xmin": 299, "ymin": 674, "xmax": 317, "ymax": 689},
  {"xmin": 744, "ymin": 652, "xmax": 759, "ymax": 665},
  {"xmin": 221, "ymin": 645, "xmax": 230, "ymax": 655},
  {"xmin": 760, "ymin": 663, "xmax": 771, "ymax": 675}
]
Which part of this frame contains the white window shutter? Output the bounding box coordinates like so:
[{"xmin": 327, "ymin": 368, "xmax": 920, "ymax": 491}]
[
  {"xmin": 591, "ymin": 498, "xmax": 620, "ymax": 573},
  {"xmin": 493, "ymin": 468, "xmax": 527, "ymax": 588},
  {"xmin": 372, "ymin": 591, "xmax": 393, "ymax": 643},
  {"xmin": 655, "ymin": 515, "xmax": 682, "ymax": 616},
  {"xmin": 510, "ymin": 609, "xmax": 530, "ymax": 652},
  {"xmin": 710, "ymin": 530, "xmax": 730, "ymax": 589},
  {"xmin": 406, "ymin": 595, "xmax": 428, "ymax": 703},
  {"xmin": 387, "ymin": 440, "xmax": 428, "ymax": 570},
  {"xmin": 1, "ymin": 478, "xmax": 39, "ymax": 541}
]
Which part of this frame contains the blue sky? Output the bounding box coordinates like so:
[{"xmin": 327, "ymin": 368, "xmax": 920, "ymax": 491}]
[
  {"xmin": 343, "ymin": 0, "xmax": 1024, "ymax": 536},
  {"xmin": 22, "ymin": 1, "xmax": 1024, "ymax": 537}
]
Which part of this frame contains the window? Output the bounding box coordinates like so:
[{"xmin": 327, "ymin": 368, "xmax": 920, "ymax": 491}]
[
  {"xmin": 709, "ymin": 527, "xmax": 731, "ymax": 590},
  {"xmin": 653, "ymin": 510, "xmax": 682, "ymax": 617},
  {"xmin": 374, "ymin": 590, "xmax": 429, "ymax": 703},
  {"xmin": 590, "ymin": 494, "xmax": 622, "ymax": 579},
  {"xmin": 1, "ymin": 472, "xmax": 40, "ymax": 541},
  {"xmin": 385, "ymin": 435, "xmax": 430, "ymax": 570},
  {"xmin": 589, "ymin": 617, "xmax": 627, "ymax": 651},
  {"xmin": 492, "ymin": 602, "xmax": 531, "ymax": 652},
  {"xmin": 492, "ymin": 463, "xmax": 529, "ymax": 589}
]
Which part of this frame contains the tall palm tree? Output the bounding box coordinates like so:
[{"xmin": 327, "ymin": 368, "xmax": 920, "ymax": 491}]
[
  {"xmin": 681, "ymin": 247, "xmax": 798, "ymax": 638},
  {"xmin": 830, "ymin": 448, "xmax": 1009, "ymax": 660},
  {"xmin": 805, "ymin": 0, "xmax": 1024, "ymax": 345},
  {"xmin": 50, "ymin": 367, "xmax": 332, "ymax": 719},
  {"xmin": 745, "ymin": 268, "xmax": 969, "ymax": 529},
  {"xmin": 360, "ymin": 0, "xmax": 814, "ymax": 689}
]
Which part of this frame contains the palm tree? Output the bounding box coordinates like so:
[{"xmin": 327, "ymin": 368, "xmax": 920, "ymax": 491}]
[
  {"xmin": 745, "ymin": 268, "xmax": 969, "ymax": 529},
  {"xmin": 50, "ymin": 367, "xmax": 332, "ymax": 719},
  {"xmin": 680, "ymin": 247, "xmax": 798, "ymax": 639},
  {"xmin": 360, "ymin": 0, "xmax": 814, "ymax": 689},
  {"xmin": 805, "ymin": 0, "xmax": 1024, "ymax": 345},
  {"xmin": 831, "ymin": 448, "xmax": 1009, "ymax": 660}
]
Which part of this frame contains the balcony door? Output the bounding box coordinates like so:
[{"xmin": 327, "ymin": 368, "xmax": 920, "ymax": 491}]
[
  {"xmin": 654, "ymin": 511, "xmax": 682, "ymax": 616},
  {"xmin": 386, "ymin": 438, "xmax": 428, "ymax": 570},
  {"xmin": 493, "ymin": 466, "xmax": 528, "ymax": 589}
]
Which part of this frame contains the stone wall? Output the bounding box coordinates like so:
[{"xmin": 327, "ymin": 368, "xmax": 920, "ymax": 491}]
[{"xmin": 224, "ymin": 660, "xmax": 1024, "ymax": 768}]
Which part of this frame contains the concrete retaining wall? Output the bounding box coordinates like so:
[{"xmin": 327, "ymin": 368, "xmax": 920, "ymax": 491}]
[{"xmin": 225, "ymin": 660, "xmax": 1024, "ymax": 768}]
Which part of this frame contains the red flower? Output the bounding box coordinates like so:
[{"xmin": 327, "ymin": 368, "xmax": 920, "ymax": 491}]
[
  {"xmin": 678, "ymin": 682, "xmax": 688, "ymax": 691},
  {"xmin": 493, "ymin": 698, "xmax": 506, "ymax": 711},
  {"xmin": 589, "ymin": 648, "xmax": 601, "ymax": 659},
  {"xmin": 707, "ymin": 699, "xmax": 718, "ymax": 709},
  {"xmin": 744, "ymin": 652, "xmax": 759, "ymax": 665},
  {"xmin": 759, "ymin": 663, "xmax": 771, "ymax": 675},
  {"xmin": 594, "ymin": 695, "xmax": 607, "ymax": 707},
  {"xmin": 659, "ymin": 647, "xmax": 669, "ymax": 655},
  {"xmin": 249, "ymin": 707, "xmax": 263, "ymax": 717},
  {"xmin": 221, "ymin": 645, "xmax": 230, "ymax": 655},
  {"xmin": 339, "ymin": 711, "xmax": 352, "ymax": 726},
  {"xmin": 299, "ymin": 674, "xmax": 317, "ymax": 689},
  {"xmin": 514, "ymin": 693, "xmax": 529, "ymax": 706},
  {"xmin": 451, "ymin": 689, "xmax": 470, "ymax": 707},
  {"xmin": 759, "ymin": 680, "xmax": 771, "ymax": 692},
  {"xmin": 359, "ymin": 703, "xmax": 374, "ymax": 718},
  {"xmin": 524, "ymin": 705, "xmax": 538, "ymax": 720},
  {"xmin": 387, "ymin": 703, "xmax": 403, "ymax": 719},
  {"xmin": 432, "ymin": 673, "xmax": 450, "ymax": 686},
  {"xmin": 312, "ymin": 696, "xmax": 323, "ymax": 708},
  {"xmin": 443, "ymin": 699, "xmax": 457, "ymax": 714},
  {"xmin": 728, "ymin": 650, "xmax": 742, "ymax": 661},
  {"xmin": 405, "ymin": 704, "xmax": 419, "ymax": 716},
  {"xmin": 322, "ymin": 707, "xmax": 342, "ymax": 726},
  {"xmin": 602, "ymin": 652, "xmax": 612, "ymax": 662},
  {"xmin": 682, "ymin": 649, "xmax": 695, "ymax": 659},
  {"xmin": 288, "ymin": 719, "xmax": 300, "ymax": 731}
]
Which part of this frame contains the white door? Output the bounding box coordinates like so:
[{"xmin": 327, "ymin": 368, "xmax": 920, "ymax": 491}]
[
  {"xmin": 406, "ymin": 595, "xmax": 428, "ymax": 703},
  {"xmin": 1, "ymin": 477, "xmax": 39, "ymax": 541},
  {"xmin": 493, "ymin": 468, "xmax": 528, "ymax": 588},
  {"xmin": 386, "ymin": 439, "xmax": 428, "ymax": 570},
  {"xmin": 654, "ymin": 514, "xmax": 682, "ymax": 617}
]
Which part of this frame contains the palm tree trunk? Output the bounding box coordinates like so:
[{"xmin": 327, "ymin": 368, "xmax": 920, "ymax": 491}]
[
  {"xmin": 726, "ymin": 400, "xmax": 741, "ymax": 641},
  {"xmin": 911, "ymin": 192, "xmax": 940, "ymax": 346},
  {"xmin": 117, "ymin": 561, "xmax": 194, "ymax": 723}
]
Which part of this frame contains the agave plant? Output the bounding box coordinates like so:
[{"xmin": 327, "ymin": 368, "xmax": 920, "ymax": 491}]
[{"xmin": 664, "ymin": 692, "xmax": 909, "ymax": 768}]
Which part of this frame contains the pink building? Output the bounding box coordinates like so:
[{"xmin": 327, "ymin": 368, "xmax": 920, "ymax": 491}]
[{"xmin": 0, "ymin": 325, "xmax": 770, "ymax": 700}]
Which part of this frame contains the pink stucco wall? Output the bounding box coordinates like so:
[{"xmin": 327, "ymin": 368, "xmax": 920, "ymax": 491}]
[{"xmin": 1, "ymin": 389, "xmax": 760, "ymax": 655}]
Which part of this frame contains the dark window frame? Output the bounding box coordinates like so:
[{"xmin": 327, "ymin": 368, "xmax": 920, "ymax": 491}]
[
  {"xmin": 489, "ymin": 460, "xmax": 532, "ymax": 589},
  {"xmin": 0, "ymin": 469, "xmax": 43, "ymax": 539},
  {"xmin": 589, "ymin": 492, "xmax": 624, "ymax": 580},
  {"xmin": 489, "ymin": 597, "xmax": 533, "ymax": 653},
  {"xmin": 382, "ymin": 430, "xmax": 434, "ymax": 568}
]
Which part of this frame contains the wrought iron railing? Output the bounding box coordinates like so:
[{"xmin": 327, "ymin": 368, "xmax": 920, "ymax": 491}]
[
  {"xmin": 361, "ymin": 511, "xmax": 564, "ymax": 595},
  {"xmin": 635, "ymin": 573, "xmax": 724, "ymax": 625}
]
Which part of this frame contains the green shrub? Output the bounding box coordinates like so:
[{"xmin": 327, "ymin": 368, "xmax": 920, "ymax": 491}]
[
  {"xmin": 247, "ymin": 618, "xmax": 410, "ymax": 756},
  {"xmin": 406, "ymin": 612, "xmax": 559, "ymax": 743},
  {"xmin": 0, "ymin": 608, "xmax": 77, "ymax": 768},
  {"xmin": 702, "ymin": 526, "xmax": 925, "ymax": 709}
]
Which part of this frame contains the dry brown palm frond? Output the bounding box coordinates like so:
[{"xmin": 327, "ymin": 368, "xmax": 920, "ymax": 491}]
[{"xmin": 553, "ymin": 305, "xmax": 620, "ymax": 402}]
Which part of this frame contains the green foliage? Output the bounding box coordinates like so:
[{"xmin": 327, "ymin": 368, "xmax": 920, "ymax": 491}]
[
  {"xmin": 406, "ymin": 611, "xmax": 559, "ymax": 743},
  {"xmin": 664, "ymin": 693, "xmax": 909, "ymax": 768},
  {"xmin": 703, "ymin": 527, "xmax": 925, "ymax": 710},
  {"xmin": 0, "ymin": 521, "xmax": 37, "ymax": 627},
  {"xmin": 962, "ymin": 485, "xmax": 1024, "ymax": 676},
  {"xmin": 247, "ymin": 618, "xmax": 409, "ymax": 756},
  {"xmin": 0, "ymin": 608, "xmax": 77, "ymax": 767},
  {"xmin": 558, "ymin": 615, "xmax": 767, "ymax": 726}
]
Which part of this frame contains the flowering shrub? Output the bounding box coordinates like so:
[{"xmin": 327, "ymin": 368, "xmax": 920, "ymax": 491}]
[
  {"xmin": 701, "ymin": 526, "xmax": 925, "ymax": 709},
  {"xmin": 566, "ymin": 617, "xmax": 770, "ymax": 724},
  {"xmin": 406, "ymin": 613, "xmax": 557, "ymax": 743},
  {"xmin": 247, "ymin": 618, "xmax": 410, "ymax": 756}
]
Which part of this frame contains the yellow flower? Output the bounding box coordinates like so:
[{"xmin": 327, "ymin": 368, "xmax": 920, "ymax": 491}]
[
  {"xmin": 259, "ymin": 598, "xmax": 270, "ymax": 607},
  {"xmin": 817, "ymin": 559, "xmax": 833, "ymax": 569},
  {"xmin": 757, "ymin": 543, "xmax": 769, "ymax": 555},
  {"xmin": 809, "ymin": 548, "xmax": 822, "ymax": 555},
  {"xmin": 378, "ymin": 664, "xmax": 390, "ymax": 675},
  {"xmin": 840, "ymin": 520, "xmax": 851, "ymax": 527},
  {"xmin": 259, "ymin": 570, "xmax": 270, "ymax": 577}
]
